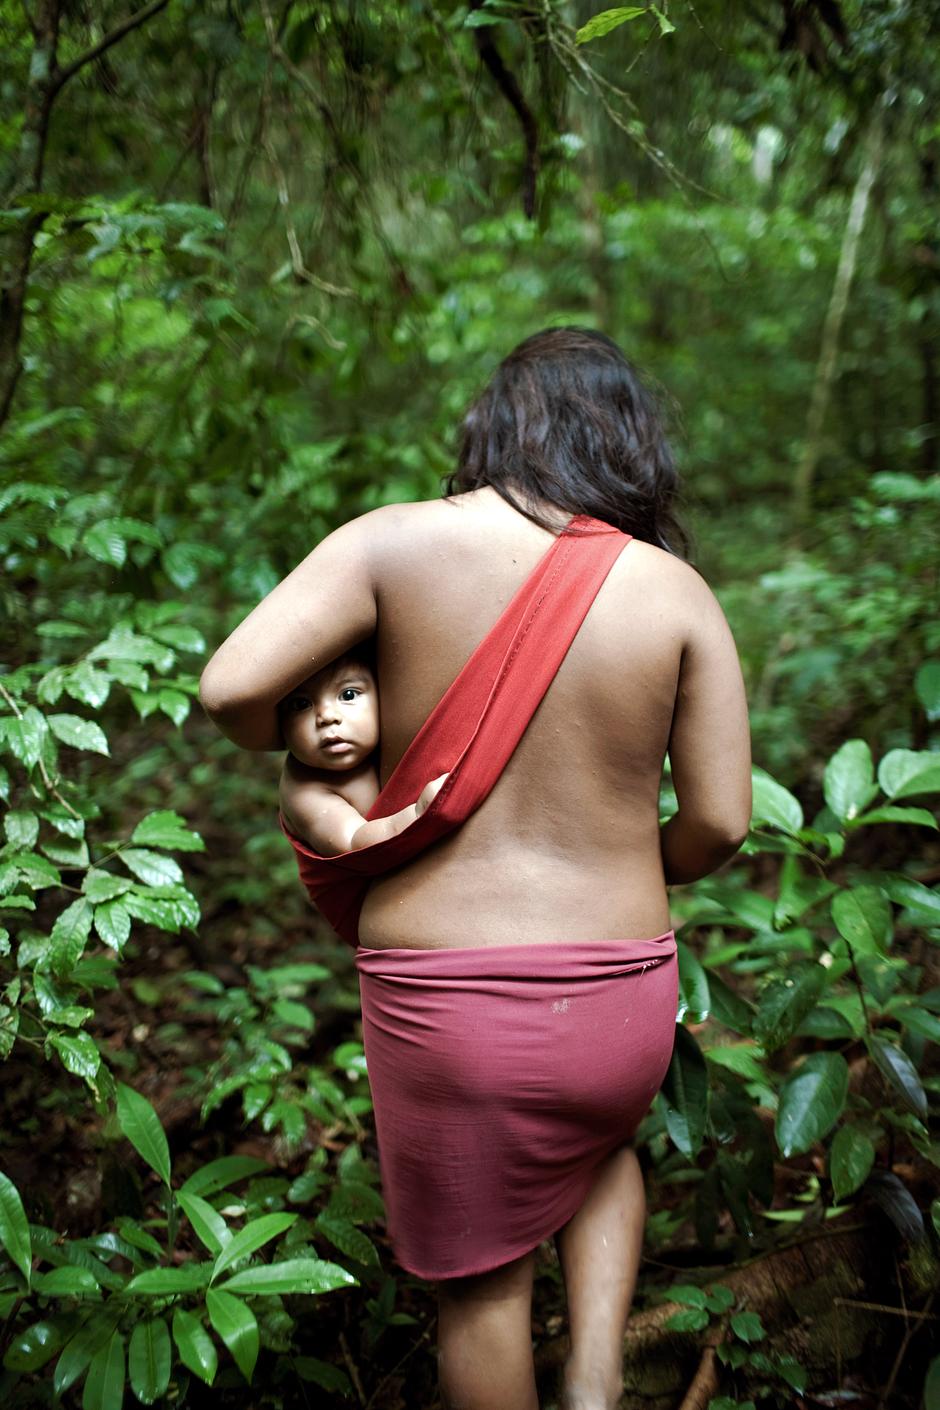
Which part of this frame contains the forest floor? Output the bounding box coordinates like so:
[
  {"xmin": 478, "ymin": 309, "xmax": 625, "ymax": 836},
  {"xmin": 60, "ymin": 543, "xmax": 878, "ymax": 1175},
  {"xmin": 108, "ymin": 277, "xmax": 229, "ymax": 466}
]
[{"xmin": 3, "ymin": 912, "xmax": 937, "ymax": 1410}]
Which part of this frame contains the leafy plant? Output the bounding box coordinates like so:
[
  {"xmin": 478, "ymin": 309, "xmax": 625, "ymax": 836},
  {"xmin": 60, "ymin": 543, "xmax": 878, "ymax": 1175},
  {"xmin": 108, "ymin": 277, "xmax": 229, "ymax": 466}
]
[
  {"xmin": 0, "ymin": 1089, "xmax": 362, "ymax": 1403},
  {"xmin": 657, "ymin": 736, "xmax": 939, "ymax": 1251},
  {"xmin": 180, "ymin": 963, "xmax": 372, "ymax": 1150}
]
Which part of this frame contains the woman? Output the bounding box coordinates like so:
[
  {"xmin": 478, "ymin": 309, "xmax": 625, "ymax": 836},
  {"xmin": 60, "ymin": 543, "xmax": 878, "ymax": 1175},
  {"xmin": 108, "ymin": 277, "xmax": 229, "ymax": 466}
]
[{"xmin": 199, "ymin": 326, "xmax": 752, "ymax": 1410}]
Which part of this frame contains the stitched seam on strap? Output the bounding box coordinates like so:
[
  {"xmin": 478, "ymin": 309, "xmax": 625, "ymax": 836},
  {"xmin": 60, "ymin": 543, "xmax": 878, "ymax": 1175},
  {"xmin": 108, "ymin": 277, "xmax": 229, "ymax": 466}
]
[
  {"xmin": 420, "ymin": 534, "xmax": 577, "ymax": 815},
  {"xmin": 489, "ymin": 534, "xmax": 575, "ymax": 700}
]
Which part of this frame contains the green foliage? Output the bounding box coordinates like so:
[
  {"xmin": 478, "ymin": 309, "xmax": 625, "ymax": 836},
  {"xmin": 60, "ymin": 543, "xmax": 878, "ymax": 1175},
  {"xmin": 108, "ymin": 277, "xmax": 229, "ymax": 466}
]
[
  {"xmin": 656, "ymin": 736, "xmax": 939, "ymax": 1273},
  {"xmin": 0, "ymin": 1094, "xmax": 363, "ymax": 1402},
  {"xmin": 656, "ymin": 1279, "xmax": 806, "ymax": 1406},
  {"xmin": 179, "ymin": 962, "xmax": 371, "ymax": 1150}
]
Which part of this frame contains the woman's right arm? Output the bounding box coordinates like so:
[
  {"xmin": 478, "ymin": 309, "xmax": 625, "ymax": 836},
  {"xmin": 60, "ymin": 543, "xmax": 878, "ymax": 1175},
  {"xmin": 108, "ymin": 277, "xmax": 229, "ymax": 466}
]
[{"xmin": 660, "ymin": 572, "xmax": 752, "ymax": 885}]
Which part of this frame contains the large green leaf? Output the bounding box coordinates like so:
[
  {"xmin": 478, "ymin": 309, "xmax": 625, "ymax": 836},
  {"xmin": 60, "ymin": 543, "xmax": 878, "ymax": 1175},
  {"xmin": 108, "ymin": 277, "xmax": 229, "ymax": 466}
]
[
  {"xmin": 851, "ymin": 805, "xmax": 938, "ymax": 830},
  {"xmin": 865, "ymin": 1169, "xmax": 926, "ymax": 1244},
  {"xmin": 659, "ymin": 1026, "xmax": 707, "ymax": 1159},
  {"xmin": 82, "ymin": 1331, "xmax": 124, "ymax": 1410},
  {"xmin": 177, "ymin": 1192, "xmax": 231, "ymax": 1255},
  {"xmin": 893, "ymin": 1003, "xmax": 940, "ymax": 1043},
  {"xmin": 4, "ymin": 809, "xmax": 39, "ymax": 849},
  {"xmin": 823, "ymin": 739, "xmax": 875, "ymax": 822},
  {"xmin": 0, "ymin": 706, "xmax": 47, "ymax": 768},
  {"xmin": 750, "ymin": 770, "xmax": 803, "ymax": 835},
  {"xmin": 125, "ymin": 1263, "xmax": 213, "ymax": 1295},
  {"xmin": 211, "ymin": 1212, "xmax": 297, "ymax": 1281},
  {"xmin": 48, "ymin": 713, "xmax": 110, "ymax": 756},
  {"xmin": 206, "ymin": 1287, "xmax": 260, "ymax": 1381},
  {"xmin": 82, "ymin": 523, "xmax": 127, "ymax": 568},
  {"xmin": 33, "ymin": 1266, "xmax": 101, "ymax": 1297},
  {"xmin": 704, "ymin": 1042, "xmax": 767, "ymax": 1084},
  {"xmin": 49, "ymin": 897, "xmax": 94, "ymax": 974},
  {"xmin": 119, "ymin": 848, "xmax": 184, "ymax": 886},
  {"xmin": 0, "ymin": 1171, "xmax": 31, "ymax": 1285},
  {"xmin": 314, "ymin": 1211, "xmax": 381, "ymax": 1268},
  {"xmin": 575, "ymin": 7, "xmax": 647, "ymax": 45},
  {"xmin": 829, "ymin": 1125, "xmax": 875, "ymax": 1202},
  {"xmin": 916, "ymin": 662, "xmax": 940, "ymax": 723},
  {"xmin": 54, "ymin": 1314, "xmax": 119, "ymax": 1395},
  {"xmin": 753, "ymin": 962, "xmax": 828, "ymax": 1052},
  {"xmin": 675, "ymin": 939, "xmax": 709, "ymax": 1023},
  {"xmin": 878, "ymin": 749, "xmax": 940, "ymax": 800},
  {"xmin": 830, "ymin": 886, "xmax": 892, "ymax": 956},
  {"xmin": 93, "ymin": 899, "xmax": 131, "ymax": 951},
  {"xmin": 881, "ymin": 873, "xmax": 940, "ymax": 924},
  {"xmin": 179, "ymin": 1155, "xmax": 269, "ymax": 1198},
  {"xmin": 171, "ymin": 1308, "xmax": 217, "ymax": 1386},
  {"xmin": 116, "ymin": 1083, "xmax": 171, "ymax": 1186},
  {"xmin": 130, "ymin": 810, "xmax": 205, "ymax": 852},
  {"xmin": 776, "ymin": 1052, "xmax": 848, "ymax": 1157},
  {"xmin": 128, "ymin": 1318, "xmax": 171, "ymax": 1405},
  {"xmin": 47, "ymin": 1030, "xmax": 101, "ymax": 1081},
  {"xmin": 866, "ymin": 1035, "xmax": 928, "ymax": 1120},
  {"xmin": 220, "ymin": 1258, "xmax": 358, "ymax": 1296},
  {"xmin": 702, "ymin": 970, "xmax": 755, "ymax": 1036},
  {"xmin": 3, "ymin": 1319, "xmax": 62, "ymax": 1372},
  {"xmin": 82, "ymin": 868, "xmax": 134, "ymax": 903}
]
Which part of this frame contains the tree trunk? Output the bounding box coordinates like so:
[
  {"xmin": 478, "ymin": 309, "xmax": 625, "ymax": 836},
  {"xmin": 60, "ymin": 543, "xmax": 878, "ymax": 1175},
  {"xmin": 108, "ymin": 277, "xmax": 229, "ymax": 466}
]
[
  {"xmin": 0, "ymin": 0, "xmax": 61, "ymax": 429},
  {"xmin": 791, "ymin": 97, "xmax": 887, "ymax": 528}
]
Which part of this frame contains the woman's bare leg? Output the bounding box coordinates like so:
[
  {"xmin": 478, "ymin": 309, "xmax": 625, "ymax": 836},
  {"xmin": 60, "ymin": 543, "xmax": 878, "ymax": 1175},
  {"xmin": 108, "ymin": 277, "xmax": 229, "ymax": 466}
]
[
  {"xmin": 553, "ymin": 1144, "xmax": 647, "ymax": 1410},
  {"xmin": 436, "ymin": 1248, "xmax": 539, "ymax": 1410}
]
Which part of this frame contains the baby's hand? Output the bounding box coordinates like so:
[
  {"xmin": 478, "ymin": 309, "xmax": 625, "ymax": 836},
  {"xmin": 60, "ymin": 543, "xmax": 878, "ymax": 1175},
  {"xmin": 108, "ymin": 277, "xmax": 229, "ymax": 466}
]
[{"xmin": 416, "ymin": 773, "xmax": 449, "ymax": 817}]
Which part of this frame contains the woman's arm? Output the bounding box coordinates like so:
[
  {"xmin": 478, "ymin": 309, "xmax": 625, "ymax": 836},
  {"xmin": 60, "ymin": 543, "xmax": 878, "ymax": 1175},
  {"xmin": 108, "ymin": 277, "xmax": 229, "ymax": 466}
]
[
  {"xmin": 198, "ymin": 514, "xmax": 381, "ymax": 751},
  {"xmin": 660, "ymin": 572, "xmax": 751, "ymax": 885}
]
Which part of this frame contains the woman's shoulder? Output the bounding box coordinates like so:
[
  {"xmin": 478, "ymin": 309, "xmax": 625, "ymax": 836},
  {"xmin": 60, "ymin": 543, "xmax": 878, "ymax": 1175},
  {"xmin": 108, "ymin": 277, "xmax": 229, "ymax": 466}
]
[
  {"xmin": 339, "ymin": 489, "xmax": 532, "ymax": 561},
  {"xmin": 334, "ymin": 494, "xmax": 464, "ymax": 543},
  {"xmin": 617, "ymin": 538, "xmax": 729, "ymax": 637}
]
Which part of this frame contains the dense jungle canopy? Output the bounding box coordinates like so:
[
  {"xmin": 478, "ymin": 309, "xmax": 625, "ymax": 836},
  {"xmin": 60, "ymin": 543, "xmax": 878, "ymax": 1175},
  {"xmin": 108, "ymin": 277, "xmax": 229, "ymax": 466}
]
[{"xmin": 1, "ymin": 1, "xmax": 939, "ymax": 1407}]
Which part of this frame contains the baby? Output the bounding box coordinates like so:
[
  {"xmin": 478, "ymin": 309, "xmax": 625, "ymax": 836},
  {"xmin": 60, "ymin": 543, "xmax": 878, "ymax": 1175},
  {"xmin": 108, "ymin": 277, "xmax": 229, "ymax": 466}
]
[{"xmin": 277, "ymin": 649, "xmax": 447, "ymax": 857}]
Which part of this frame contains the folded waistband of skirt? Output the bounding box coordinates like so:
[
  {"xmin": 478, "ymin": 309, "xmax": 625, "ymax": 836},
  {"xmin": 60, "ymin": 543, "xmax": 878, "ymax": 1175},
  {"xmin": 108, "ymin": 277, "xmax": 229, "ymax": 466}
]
[{"xmin": 354, "ymin": 931, "xmax": 677, "ymax": 980}]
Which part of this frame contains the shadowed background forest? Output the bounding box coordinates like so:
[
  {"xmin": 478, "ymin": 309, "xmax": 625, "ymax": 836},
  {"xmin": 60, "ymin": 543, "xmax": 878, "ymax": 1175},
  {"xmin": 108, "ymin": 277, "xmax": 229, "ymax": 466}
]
[{"xmin": 1, "ymin": 2, "xmax": 939, "ymax": 1408}]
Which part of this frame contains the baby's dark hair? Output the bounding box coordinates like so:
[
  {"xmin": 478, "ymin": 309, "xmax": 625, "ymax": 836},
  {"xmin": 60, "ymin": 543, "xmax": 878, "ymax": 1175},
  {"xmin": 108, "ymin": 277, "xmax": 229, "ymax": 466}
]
[
  {"xmin": 277, "ymin": 641, "xmax": 377, "ymax": 718},
  {"xmin": 332, "ymin": 640, "xmax": 376, "ymax": 678}
]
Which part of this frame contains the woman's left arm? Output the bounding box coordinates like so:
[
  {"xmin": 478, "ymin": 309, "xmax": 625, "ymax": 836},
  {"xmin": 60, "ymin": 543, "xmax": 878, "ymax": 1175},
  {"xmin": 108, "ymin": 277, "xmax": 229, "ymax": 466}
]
[{"xmin": 198, "ymin": 513, "xmax": 380, "ymax": 751}]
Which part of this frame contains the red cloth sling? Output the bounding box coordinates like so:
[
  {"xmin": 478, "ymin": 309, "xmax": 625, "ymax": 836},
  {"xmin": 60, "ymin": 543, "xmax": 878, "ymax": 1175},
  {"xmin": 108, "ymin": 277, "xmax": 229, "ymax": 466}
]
[{"xmin": 278, "ymin": 515, "xmax": 631, "ymax": 947}]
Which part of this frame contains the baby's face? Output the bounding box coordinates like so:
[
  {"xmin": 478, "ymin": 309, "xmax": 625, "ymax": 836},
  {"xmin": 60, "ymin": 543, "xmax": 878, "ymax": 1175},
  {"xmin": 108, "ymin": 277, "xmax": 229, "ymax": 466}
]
[{"xmin": 280, "ymin": 657, "xmax": 379, "ymax": 771}]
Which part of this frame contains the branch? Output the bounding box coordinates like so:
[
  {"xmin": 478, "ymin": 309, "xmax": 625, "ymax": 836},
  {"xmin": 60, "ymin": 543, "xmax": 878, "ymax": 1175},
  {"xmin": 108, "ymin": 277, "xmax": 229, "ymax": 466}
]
[
  {"xmin": 469, "ymin": 0, "xmax": 540, "ymax": 219},
  {"xmin": 51, "ymin": 0, "xmax": 170, "ymax": 95},
  {"xmin": 261, "ymin": 126, "xmax": 355, "ymax": 301}
]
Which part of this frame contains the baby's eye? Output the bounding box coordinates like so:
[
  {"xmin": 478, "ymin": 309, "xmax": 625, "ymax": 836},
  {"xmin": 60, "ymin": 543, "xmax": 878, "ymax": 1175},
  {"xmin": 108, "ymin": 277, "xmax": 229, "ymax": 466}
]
[
  {"xmin": 339, "ymin": 687, "xmax": 361, "ymax": 702},
  {"xmin": 287, "ymin": 696, "xmax": 310, "ymax": 712}
]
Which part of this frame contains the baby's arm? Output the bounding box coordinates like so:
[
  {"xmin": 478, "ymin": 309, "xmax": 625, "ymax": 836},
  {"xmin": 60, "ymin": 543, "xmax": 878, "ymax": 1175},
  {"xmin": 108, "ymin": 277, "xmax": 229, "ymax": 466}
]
[
  {"xmin": 280, "ymin": 762, "xmax": 448, "ymax": 856},
  {"xmin": 348, "ymin": 773, "xmax": 448, "ymax": 849}
]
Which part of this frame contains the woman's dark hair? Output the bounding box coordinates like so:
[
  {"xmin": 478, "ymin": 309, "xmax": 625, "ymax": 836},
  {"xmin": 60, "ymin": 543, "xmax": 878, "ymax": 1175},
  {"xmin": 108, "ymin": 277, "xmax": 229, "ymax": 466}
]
[{"xmin": 444, "ymin": 325, "xmax": 688, "ymax": 556}]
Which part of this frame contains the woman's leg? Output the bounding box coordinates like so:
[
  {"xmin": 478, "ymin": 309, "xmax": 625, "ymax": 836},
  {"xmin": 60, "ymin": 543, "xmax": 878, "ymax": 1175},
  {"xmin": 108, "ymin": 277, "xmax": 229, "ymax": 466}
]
[
  {"xmin": 553, "ymin": 1144, "xmax": 647, "ymax": 1410},
  {"xmin": 436, "ymin": 1248, "xmax": 539, "ymax": 1410}
]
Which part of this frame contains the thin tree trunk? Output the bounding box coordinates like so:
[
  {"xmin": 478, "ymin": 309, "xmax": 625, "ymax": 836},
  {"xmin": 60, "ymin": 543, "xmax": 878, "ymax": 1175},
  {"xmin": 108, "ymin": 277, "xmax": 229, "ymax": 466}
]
[
  {"xmin": 0, "ymin": 0, "xmax": 61, "ymax": 429},
  {"xmin": 791, "ymin": 96, "xmax": 887, "ymax": 527}
]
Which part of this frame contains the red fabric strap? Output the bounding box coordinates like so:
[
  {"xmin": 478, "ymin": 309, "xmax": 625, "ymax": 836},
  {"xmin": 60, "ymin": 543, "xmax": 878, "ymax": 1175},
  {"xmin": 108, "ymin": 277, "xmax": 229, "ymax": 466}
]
[{"xmin": 279, "ymin": 515, "xmax": 631, "ymax": 946}]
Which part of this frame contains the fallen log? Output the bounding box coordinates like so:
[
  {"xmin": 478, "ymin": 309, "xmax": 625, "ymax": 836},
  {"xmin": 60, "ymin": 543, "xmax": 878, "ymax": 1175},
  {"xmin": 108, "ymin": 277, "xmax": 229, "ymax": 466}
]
[{"xmin": 533, "ymin": 1207, "xmax": 937, "ymax": 1408}]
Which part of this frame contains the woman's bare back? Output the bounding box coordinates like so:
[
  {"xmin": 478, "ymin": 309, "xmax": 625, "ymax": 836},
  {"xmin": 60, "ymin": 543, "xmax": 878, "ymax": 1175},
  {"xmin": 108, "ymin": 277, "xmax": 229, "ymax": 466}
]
[
  {"xmin": 356, "ymin": 488, "xmax": 748, "ymax": 948},
  {"xmin": 200, "ymin": 486, "xmax": 751, "ymax": 949}
]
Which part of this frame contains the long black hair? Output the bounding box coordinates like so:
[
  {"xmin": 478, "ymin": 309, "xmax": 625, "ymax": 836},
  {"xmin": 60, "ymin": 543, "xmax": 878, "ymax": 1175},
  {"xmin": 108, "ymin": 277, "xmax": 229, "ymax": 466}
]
[{"xmin": 444, "ymin": 326, "xmax": 688, "ymax": 556}]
